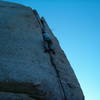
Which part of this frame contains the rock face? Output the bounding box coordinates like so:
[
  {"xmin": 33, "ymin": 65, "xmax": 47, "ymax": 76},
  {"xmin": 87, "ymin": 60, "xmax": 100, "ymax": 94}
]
[{"xmin": 0, "ymin": 1, "xmax": 84, "ymax": 100}]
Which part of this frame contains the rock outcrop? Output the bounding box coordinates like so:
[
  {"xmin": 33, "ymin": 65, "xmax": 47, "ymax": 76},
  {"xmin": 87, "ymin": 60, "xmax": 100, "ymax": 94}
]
[{"xmin": 0, "ymin": 1, "xmax": 84, "ymax": 100}]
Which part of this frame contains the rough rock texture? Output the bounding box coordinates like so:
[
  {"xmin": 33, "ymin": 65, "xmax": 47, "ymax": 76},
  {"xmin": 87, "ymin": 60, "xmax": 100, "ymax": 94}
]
[{"xmin": 0, "ymin": 1, "xmax": 84, "ymax": 100}]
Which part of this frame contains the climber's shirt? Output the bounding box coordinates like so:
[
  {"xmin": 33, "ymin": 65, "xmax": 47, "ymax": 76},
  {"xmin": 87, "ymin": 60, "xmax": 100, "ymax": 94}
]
[{"xmin": 43, "ymin": 33, "xmax": 52, "ymax": 43}]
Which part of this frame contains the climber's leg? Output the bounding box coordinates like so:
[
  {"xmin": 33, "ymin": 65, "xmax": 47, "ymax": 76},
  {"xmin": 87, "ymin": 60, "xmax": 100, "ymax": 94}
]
[
  {"xmin": 43, "ymin": 41, "xmax": 49, "ymax": 52},
  {"xmin": 48, "ymin": 42, "xmax": 55, "ymax": 54}
]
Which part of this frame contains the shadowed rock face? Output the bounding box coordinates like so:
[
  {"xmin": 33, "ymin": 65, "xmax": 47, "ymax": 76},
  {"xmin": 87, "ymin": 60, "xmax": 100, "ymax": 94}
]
[{"xmin": 0, "ymin": 1, "xmax": 84, "ymax": 100}]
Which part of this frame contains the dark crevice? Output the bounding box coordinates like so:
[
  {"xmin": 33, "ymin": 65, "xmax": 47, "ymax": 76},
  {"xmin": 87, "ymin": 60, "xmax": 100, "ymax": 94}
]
[
  {"xmin": 48, "ymin": 53, "xmax": 67, "ymax": 100},
  {"xmin": 40, "ymin": 18, "xmax": 67, "ymax": 100}
]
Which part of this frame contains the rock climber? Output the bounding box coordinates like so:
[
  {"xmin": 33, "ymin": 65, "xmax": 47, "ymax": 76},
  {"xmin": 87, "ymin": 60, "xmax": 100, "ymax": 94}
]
[
  {"xmin": 43, "ymin": 32, "xmax": 55, "ymax": 54},
  {"xmin": 41, "ymin": 18, "xmax": 55, "ymax": 54}
]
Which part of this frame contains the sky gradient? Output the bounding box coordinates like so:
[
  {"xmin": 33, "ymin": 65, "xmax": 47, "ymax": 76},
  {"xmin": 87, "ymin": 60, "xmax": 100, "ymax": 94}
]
[{"xmin": 2, "ymin": 0, "xmax": 100, "ymax": 100}]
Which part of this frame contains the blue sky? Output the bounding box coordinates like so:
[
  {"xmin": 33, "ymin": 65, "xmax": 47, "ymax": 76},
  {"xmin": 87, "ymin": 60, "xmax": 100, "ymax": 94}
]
[{"xmin": 2, "ymin": 0, "xmax": 100, "ymax": 100}]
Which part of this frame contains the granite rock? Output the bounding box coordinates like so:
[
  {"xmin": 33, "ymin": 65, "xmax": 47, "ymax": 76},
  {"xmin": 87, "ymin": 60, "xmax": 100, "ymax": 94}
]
[{"xmin": 0, "ymin": 1, "xmax": 84, "ymax": 100}]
